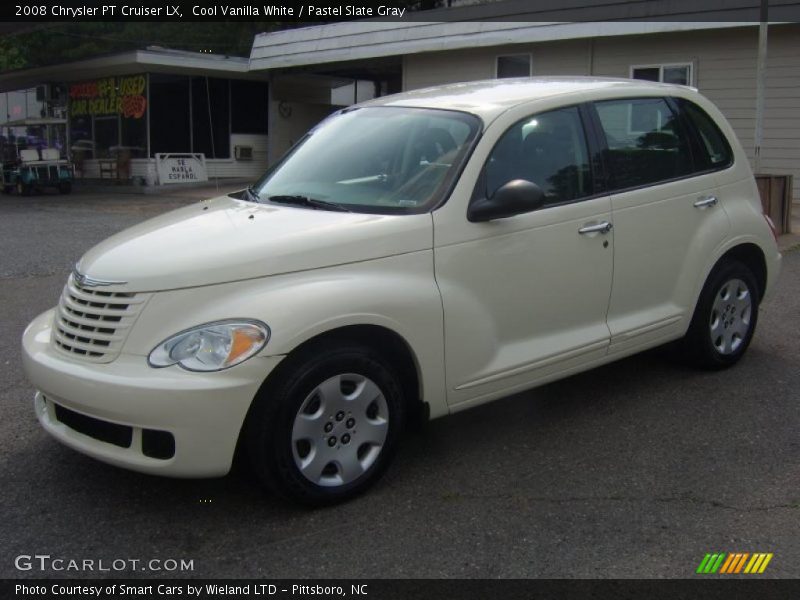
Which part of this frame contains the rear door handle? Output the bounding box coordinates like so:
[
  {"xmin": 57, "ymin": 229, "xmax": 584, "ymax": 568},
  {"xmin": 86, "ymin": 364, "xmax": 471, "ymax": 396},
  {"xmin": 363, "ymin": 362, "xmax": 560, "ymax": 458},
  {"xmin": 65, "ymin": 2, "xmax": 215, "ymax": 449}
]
[
  {"xmin": 578, "ymin": 221, "xmax": 613, "ymax": 235},
  {"xmin": 694, "ymin": 195, "xmax": 718, "ymax": 209}
]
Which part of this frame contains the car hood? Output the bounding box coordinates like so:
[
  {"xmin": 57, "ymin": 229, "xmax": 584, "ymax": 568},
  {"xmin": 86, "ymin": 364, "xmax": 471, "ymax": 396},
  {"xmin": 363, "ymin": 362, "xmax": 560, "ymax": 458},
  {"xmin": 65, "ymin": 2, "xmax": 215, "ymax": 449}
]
[{"xmin": 76, "ymin": 196, "xmax": 433, "ymax": 292}]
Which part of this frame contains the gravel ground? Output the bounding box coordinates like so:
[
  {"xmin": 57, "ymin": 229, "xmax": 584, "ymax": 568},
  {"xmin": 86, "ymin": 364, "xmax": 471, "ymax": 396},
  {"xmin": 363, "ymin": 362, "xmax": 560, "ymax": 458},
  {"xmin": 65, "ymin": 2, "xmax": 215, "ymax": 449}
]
[{"xmin": 1, "ymin": 191, "xmax": 798, "ymax": 579}]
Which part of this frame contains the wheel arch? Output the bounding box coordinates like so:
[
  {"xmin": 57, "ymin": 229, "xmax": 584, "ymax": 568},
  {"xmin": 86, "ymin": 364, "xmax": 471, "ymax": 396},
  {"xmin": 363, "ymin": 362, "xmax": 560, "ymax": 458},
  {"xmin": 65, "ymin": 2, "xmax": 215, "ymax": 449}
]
[
  {"xmin": 681, "ymin": 240, "xmax": 768, "ymax": 341},
  {"xmin": 276, "ymin": 324, "xmax": 425, "ymax": 417},
  {"xmin": 233, "ymin": 324, "xmax": 430, "ymax": 470},
  {"xmin": 678, "ymin": 241, "xmax": 765, "ymax": 369},
  {"xmin": 715, "ymin": 242, "xmax": 767, "ymax": 301}
]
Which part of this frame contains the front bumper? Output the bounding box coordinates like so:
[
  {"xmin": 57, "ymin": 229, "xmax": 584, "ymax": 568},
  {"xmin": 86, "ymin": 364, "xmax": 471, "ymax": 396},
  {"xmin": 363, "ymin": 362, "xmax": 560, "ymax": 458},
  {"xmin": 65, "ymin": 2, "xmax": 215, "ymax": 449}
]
[{"xmin": 22, "ymin": 309, "xmax": 282, "ymax": 477}]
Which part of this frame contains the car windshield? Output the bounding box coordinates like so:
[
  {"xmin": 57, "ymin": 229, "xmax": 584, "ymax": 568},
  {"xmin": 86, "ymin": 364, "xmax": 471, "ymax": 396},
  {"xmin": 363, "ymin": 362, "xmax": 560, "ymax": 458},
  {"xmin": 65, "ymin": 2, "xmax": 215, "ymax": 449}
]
[{"xmin": 250, "ymin": 106, "xmax": 481, "ymax": 214}]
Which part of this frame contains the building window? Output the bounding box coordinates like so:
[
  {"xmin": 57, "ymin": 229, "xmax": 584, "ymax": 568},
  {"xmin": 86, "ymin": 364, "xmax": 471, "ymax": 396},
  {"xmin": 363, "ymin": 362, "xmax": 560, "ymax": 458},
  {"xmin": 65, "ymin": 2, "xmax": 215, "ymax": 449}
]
[
  {"xmin": 231, "ymin": 80, "xmax": 268, "ymax": 134},
  {"xmin": 496, "ymin": 54, "xmax": 532, "ymax": 79},
  {"xmin": 69, "ymin": 74, "xmax": 149, "ymax": 160},
  {"xmin": 121, "ymin": 113, "xmax": 146, "ymax": 155},
  {"xmin": 27, "ymin": 88, "xmax": 44, "ymax": 119},
  {"xmin": 93, "ymin": 116, "xmax": 119, "ymax": 158},
  {"xmin": 6, "ymin": 90, "xmax": 27, "ymax": 121},
  {"xmin": 191, "ymin": 77, "xmax": 230, "ymax": 159},
  {"xmin": 149, "ymin": 74, "xmax": 191, "ymax": 156},
  {"xmin": 331, "ymin": 80, "xmax": 376, "ymax": 107},
  {"xmin": 631, "ymin": 64, "xmax": 692, "ymax": 86},
  {"xmin": 68, "ymin": 115, "xmax": 92, "ymax": 155}
]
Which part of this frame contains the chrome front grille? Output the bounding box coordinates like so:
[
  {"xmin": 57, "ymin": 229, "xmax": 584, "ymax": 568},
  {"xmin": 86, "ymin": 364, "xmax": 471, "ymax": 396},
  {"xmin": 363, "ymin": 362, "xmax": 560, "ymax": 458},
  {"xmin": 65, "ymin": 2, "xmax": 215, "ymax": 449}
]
[{"xmin": 53, "ymin": 274, "xmax": 149, "ymax": 362}]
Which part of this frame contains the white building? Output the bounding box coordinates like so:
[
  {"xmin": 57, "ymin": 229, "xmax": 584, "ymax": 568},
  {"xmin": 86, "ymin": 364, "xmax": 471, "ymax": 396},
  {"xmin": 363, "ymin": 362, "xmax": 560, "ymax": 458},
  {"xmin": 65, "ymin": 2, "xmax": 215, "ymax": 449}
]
[
  {"xmin": 1, "ymin": 0, "xmax": 797, "ymax": 230},
  {"xmin": 249, "ymin": 7, "xmax": 798, "ymax": 228},
  {"xmin": 0, "ymin": 47, "xmax": 270, "ymax": 183}
]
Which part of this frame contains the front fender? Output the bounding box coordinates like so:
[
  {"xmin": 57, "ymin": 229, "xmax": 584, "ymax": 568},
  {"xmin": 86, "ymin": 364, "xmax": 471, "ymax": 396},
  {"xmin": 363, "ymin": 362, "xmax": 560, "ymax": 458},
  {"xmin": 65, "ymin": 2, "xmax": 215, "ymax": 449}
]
[{"xmin": 123, "ymin": 250, "xmax": 449, "ymax": 419}]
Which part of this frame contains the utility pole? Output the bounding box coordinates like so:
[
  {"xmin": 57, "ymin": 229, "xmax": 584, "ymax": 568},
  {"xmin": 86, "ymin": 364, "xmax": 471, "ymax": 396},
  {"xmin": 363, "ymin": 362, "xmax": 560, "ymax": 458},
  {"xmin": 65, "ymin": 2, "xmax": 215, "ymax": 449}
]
[{"xmin": 753, "ymin": 0, "xmax": 768, "ymax": 174}]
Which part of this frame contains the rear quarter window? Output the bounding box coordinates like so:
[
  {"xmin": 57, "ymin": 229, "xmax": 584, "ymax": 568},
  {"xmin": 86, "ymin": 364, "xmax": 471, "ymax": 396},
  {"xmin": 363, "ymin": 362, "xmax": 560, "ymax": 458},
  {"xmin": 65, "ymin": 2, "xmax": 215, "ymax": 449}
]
[{"xmin": 675, "ymin": 98, "xmax": 733, "ymax": 171}]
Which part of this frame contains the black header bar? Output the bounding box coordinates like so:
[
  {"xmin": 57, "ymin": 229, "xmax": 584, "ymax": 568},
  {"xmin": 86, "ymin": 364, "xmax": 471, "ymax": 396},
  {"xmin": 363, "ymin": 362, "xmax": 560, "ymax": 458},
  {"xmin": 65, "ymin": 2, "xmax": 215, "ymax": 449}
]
[
  {"xmin": 4, "ymin": 579, "xmax": 800, "ymax": 600},
  {"xmin": 2, "ymin": 0, "xmax": 800, "ymax": 24}
]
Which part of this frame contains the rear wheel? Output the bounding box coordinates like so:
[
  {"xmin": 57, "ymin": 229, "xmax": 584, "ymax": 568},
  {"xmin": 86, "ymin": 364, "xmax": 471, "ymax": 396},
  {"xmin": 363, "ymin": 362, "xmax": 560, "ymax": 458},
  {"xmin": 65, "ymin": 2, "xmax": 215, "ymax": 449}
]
[
  {"xmin": 246, "ymin": 341, "xmax": 406, "ymax": 506},
  {"xmin": 679, "ymin": 259, "xmax": 760, "ymax": 369},
  {"xmin": 58, "ymin": 182, "xmax": 72, "ymax": 195}
]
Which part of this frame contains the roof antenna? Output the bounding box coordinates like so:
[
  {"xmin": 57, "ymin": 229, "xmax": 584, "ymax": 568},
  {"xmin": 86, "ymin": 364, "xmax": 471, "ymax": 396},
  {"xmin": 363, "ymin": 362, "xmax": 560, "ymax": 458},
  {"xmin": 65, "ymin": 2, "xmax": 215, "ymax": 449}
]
[{"xmin": 205, "ymin": 76, "xmax": 219, "ymax": 193}]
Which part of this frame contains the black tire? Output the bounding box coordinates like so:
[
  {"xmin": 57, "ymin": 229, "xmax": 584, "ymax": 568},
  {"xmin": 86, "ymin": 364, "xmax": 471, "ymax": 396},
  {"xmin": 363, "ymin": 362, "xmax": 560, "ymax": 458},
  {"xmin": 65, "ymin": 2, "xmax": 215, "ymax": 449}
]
[
  {"xmin": 678, "ymin": 259, "xmax": 760, "ymax": 369},
  {"xmin": 2, "ymin": 185, "xmax": 12, "ymax": 194},
  {"xmin": 58, "ymin": 182, "xmax": 72, "ymax": 195},
  {"xmin": 245, "ymin": 340, "xmax": 406, "ymax": 506}
]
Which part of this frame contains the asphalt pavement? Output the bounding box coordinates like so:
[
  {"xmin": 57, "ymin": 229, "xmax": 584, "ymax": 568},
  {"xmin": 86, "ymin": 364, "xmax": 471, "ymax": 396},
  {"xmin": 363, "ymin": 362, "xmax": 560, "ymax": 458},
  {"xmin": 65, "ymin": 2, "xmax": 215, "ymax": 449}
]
[{"xmin": 1, "ymin": 190, "xmax": 798, "ymax": 579}]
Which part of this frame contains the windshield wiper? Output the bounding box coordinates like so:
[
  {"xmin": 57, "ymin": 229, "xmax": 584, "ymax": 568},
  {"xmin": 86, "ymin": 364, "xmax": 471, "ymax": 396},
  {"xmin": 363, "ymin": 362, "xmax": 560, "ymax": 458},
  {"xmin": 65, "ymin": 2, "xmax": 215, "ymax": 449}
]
[{"xmin": 267, "ymin": 195, "xmax": 351, "ymax": 213}]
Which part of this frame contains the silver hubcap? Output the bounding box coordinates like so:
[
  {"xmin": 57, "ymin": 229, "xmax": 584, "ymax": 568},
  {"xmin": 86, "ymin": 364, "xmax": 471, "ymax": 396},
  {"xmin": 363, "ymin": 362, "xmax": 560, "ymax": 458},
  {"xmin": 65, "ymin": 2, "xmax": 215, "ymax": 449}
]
[
  {"xmin": 710, "ymin": 278, "xmax": 752, "ymax": 355},
  {"xmin": 291, "ymin": 373, "xmax": 389, "ymax": 487}
]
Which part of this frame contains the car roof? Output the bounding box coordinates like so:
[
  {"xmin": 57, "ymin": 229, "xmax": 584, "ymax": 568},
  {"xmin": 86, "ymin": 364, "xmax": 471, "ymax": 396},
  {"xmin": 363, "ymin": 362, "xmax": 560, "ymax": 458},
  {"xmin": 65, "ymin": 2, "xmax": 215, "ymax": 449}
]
[{"xmin": 360, "ymin": 76, "xmax": 695, "ymax": 123}]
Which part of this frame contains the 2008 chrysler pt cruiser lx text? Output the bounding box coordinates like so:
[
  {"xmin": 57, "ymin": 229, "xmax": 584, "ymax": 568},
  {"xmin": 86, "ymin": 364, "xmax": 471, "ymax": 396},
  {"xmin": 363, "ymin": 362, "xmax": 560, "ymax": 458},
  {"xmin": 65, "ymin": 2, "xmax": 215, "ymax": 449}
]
[{"xmin": 22, "ymin": 78, "xmax": 781, "ymax": 504}]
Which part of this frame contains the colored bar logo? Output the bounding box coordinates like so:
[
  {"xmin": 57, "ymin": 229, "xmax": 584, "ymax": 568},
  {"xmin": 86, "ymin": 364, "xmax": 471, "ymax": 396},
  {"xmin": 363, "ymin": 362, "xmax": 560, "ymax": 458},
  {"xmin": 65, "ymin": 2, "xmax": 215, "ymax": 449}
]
[{"xmin": 696, "ymin": 552, "xmax": 773, "ymax": 574}]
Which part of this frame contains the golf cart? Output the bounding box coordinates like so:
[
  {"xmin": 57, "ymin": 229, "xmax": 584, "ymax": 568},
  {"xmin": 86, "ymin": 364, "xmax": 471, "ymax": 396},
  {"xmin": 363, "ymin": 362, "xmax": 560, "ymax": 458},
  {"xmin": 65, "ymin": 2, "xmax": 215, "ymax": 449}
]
[
  {"xmin": 1, "ymin": 116, "xmax": 73, "ymax": 195},
  {"xmin": 1, "ymin": 147, "xmax": 73, "ymax": 195}
]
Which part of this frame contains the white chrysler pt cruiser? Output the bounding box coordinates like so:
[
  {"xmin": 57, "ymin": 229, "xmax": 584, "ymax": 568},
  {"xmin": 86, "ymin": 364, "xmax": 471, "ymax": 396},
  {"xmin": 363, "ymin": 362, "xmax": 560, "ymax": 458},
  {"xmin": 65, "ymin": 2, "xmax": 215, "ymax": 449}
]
[{"xmin": 23, "ymin": 78, "xmax": 781, "ymax": 504}]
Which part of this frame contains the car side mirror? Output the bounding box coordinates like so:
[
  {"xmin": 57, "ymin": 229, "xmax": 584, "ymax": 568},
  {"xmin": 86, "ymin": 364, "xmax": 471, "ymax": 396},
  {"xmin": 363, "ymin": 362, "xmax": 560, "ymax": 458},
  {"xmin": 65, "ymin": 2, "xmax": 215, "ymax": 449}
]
[{"xmin": 467, "ymin": 179, "xmax": 545, "ymax": 222}]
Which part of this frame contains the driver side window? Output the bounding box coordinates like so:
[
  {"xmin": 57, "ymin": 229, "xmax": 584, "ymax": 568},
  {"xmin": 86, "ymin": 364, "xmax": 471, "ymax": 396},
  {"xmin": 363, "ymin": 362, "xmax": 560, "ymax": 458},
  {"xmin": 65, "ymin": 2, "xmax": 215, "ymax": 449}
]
[{"xmin": 483, "ymin": 106, "xmax": 593, "ymax": 206}]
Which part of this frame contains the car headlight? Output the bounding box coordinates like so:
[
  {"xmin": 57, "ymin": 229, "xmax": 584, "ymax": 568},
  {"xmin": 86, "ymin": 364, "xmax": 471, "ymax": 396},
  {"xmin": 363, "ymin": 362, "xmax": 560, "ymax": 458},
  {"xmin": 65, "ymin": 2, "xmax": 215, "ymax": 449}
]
[{"xmin": 148, "ymin": 320, "xmax": 270, "ymax": 372}]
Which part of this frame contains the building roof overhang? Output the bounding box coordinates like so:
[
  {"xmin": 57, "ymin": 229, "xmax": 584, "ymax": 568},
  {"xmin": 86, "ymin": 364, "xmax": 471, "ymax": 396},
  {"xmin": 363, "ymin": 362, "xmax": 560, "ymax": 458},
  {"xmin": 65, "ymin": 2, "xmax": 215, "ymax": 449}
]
[
  {"xmin": 250, "ymin": 21, "xmax": 759, "ymax": 71},
  {"xmin": 0, "ymin": 48, "xmax": 253, "ymax": 92}
]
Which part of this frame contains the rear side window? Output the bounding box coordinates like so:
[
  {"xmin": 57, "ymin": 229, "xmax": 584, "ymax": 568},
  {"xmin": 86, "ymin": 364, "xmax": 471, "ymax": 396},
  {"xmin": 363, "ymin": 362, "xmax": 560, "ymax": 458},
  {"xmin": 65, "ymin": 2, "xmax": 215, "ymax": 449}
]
[
  {"xmin": 482, "ymin": 106, "xmax": 593, "ymax": 205},
  {"xmin": 676, "ymin": 98, "xmax": 733, "ymax": 170},
  {"xmin": 593, "ymin": 97, "xmax": 692, "ymax": 190}
]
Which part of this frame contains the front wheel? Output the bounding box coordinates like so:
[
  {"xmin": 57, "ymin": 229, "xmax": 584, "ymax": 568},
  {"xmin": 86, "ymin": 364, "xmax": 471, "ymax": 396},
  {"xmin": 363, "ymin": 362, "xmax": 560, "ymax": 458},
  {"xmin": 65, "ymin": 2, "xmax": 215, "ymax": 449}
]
[
  {"xmin": 679, "ymin": 259, "xmax": 760, "ymax": 369},
  {"xmin": 16, "ymin": 181, "xmax": 31, "ymax": 196},
  {"xmin": 246, "ymin": 342, "xmax": 406, "ymax": 506},
  {"xmin": 58, "ymin": 182, "xmax": 72, "ymax": 195}
]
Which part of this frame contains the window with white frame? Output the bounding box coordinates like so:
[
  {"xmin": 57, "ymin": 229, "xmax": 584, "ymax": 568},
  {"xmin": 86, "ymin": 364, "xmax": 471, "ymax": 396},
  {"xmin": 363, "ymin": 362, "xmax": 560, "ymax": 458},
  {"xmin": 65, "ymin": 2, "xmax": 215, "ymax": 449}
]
[
  {"xmin": 631, "ymin": 64, "xmax": 693, "ymax": 86},
  {"xmin": 496, "ymin": 54, "xmax": 532, "ymax": 78}
]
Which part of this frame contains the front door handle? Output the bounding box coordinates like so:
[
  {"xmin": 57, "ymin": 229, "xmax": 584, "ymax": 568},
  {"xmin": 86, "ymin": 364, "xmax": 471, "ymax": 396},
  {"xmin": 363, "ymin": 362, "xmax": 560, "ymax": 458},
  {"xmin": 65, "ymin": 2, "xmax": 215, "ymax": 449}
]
[
  {"xmin": 694, "ymin": 195, "xmax": 718, "ymax": 209},
  {"xmin": 578, "ymin": 221, "xmax": 613, "ymax": 235}
]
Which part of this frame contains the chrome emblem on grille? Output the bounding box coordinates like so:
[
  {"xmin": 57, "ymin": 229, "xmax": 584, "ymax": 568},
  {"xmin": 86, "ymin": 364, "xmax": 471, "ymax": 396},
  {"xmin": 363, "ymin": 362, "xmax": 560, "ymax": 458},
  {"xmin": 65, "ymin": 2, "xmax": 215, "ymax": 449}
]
[{"xmin": 72, "ymin": 266, "xmax": 127, "ymax": 288}]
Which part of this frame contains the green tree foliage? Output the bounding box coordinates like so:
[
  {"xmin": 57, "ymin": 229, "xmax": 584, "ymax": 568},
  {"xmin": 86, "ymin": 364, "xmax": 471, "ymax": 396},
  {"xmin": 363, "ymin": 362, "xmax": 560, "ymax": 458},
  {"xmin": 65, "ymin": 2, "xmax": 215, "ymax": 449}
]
[
  {"xmin": 0, "ymin": 1, "xmax": 448, "ymax": 70},
  {"xmin": 0, "ymin": 22, "xmax": 282, "ymax": 69},
  {"xmin": 0, "ymin": 36, "xmax": 27, "ymax": 70}
]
